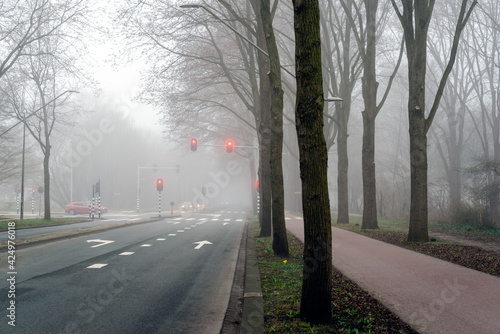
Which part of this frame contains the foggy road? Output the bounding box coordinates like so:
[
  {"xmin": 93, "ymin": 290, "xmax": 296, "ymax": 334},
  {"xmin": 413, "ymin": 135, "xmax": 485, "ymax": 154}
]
[{"xmin": 0, "ymin": 211, "xmax": 247, "ymax": 333}]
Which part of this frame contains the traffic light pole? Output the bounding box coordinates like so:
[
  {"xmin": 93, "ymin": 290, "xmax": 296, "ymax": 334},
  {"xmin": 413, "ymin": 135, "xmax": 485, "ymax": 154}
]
[
  {"xmin": 136, "ymin": 165, "xmax": 179, "ymax": 212},
  {"xmin": 158, "ymin": 192, "xmax": 162, "ymax": 218}
]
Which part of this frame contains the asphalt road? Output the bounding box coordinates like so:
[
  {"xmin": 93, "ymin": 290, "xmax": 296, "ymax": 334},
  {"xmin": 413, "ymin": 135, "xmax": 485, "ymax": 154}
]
[
  {"xmin": 0, "ymin": 210, "xmax": 247, "ymax": 334},
  {"xmin": 0, "ymin": 212, "xmax": 162, "ymax": 239}
]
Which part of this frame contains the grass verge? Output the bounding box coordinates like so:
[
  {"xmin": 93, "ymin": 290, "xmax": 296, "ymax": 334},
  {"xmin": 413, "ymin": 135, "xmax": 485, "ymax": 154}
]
[
  {"xmin": 0, "ymin": 217, "xmax": 90, "ymax": 230},
  {"xmin": 254, "ymin": 221, "xmax": 417, "ymax": 333}
]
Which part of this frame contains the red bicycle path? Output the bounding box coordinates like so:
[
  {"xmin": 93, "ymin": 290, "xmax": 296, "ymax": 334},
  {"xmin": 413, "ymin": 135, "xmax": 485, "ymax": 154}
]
[{"xmin": 285, "ymin": 215, "xmax": 500, "ymax": 334}]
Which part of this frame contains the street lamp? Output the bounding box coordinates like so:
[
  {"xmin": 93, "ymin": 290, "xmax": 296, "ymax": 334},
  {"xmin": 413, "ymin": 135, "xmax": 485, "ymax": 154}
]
[{"xmin": 180, "ymin": 3, "xmax": 295, "ymax": 78}]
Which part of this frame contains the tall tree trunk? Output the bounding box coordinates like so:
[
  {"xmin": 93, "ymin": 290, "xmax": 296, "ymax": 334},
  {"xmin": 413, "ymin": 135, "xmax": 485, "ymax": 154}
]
[
  {"xmin": 361, "ymin": 0, "xmax": 379, "ymax": 229},
  {"xmin": 261, "ymin": 0, "xmax": 289, "ymax": 257},
  {"xmin": 254, "ymin": 0, "xmax": 272, "ymax": 237},
  {"xmin": 43, "ymin": 144, "xmax": 51, "ymax": 220},
  {"xmin": 408, "ymin": 109, "xmax": 429, "ymax": 241},
  {"xmin": 336, "ymin": 106, "xmax": 349, "ymax": 224},
  {"xmin": 293, "ymin": 0, "xmax": 333, "ymax": 323}
]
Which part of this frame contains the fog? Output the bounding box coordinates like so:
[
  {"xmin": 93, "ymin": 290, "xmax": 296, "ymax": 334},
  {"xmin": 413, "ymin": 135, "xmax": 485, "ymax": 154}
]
[{"xmin": 1, "ymin": 0, "xmax": 499, "ymax": 229}]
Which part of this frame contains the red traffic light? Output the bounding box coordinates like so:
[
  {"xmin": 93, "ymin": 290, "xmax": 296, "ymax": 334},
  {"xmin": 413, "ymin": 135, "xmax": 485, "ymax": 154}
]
[
  {"xmin": 226, "ymin": 140, "xmax": 234, "ymax": 153},
  {"xmin": 190, "ymin": 138, "xmax": 197, "ymax": 151},
  {"xmin": 32, "ymin": 189, "xmax": 35, "ymax": 193},
  {"xmin": 156, "ymin": 178, "xmax": 164, "ymax": 192}
]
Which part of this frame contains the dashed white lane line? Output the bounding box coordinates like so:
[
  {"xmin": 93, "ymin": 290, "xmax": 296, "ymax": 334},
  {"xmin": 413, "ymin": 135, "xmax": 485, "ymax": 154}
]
[
  {"xmin": 236, "ymin": 219, "xmax": 243, "ymax": 222},
  {"xmin": 223, "ymin": 219, "xmax": 231, "ymax": 222},
  {"xmin": 141, "ymin": 244, "xmax": 152, "ymax": 247},
  {"xmin": 157, "ymin": 238, "xmax": 166, "ymax": 241},
  {"xmin": 211, "ymin": 218, "xmax": 219, "ymax": 221},
  {"xmin": 87, "ymin": 264, "xmax": 108, "ymax": 269},
  {"xmin": 168, "ymin": 234, "xmax": 176, "ymax": 236},
  {"xmin": 130, "ymin": 218, "xmax": 141, "ymax": 221},
  {"xmin": 185, "ymin": 227, "xmax": 191, "ymax": 230},
  {"xmin": 173, "ymin": 217, "xmax": 183, "ymax": 220},
  {"xmin": 177, "ymin": 230, "xmax": 184, "ymax": 233},
  {"xmin": 186, "ymin": 218, "xmax": 195, "ymax": 221},
  {"xmin": 119, "ymin": 252, "xmax": 135, "ymax": 256}
]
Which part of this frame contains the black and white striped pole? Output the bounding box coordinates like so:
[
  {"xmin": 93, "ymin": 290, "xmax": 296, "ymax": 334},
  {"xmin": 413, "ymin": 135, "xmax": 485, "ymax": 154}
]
[{"xmin": 156, "ymin": 178, "xmax": 163, "ymax": 218}]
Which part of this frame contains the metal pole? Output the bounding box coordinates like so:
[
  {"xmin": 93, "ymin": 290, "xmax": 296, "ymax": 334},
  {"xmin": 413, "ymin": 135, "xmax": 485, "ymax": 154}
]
[
  {"xmin": 31, "ymin": 191, "xmax": 34, "ymax": 214},
  {"xmin": 158, "ymin": 192, "xmax": 162, "ymax": 218},
  {"xmin": 180, "ymin": 4, "xmax": 295, "ymax": 78},
  {"xmin": 136, "ymin": 166, "xmax": 140, "ymax": 212},
  {"xmin": 20, "ymin": 123, "xmax": 26, "ymax": 224}
]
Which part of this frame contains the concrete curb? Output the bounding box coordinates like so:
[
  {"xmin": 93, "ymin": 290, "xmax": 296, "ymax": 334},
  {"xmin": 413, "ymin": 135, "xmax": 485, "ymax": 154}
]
[{"xmin": 240, "ymin": 221, "xmax": 264, "ymax": 334}]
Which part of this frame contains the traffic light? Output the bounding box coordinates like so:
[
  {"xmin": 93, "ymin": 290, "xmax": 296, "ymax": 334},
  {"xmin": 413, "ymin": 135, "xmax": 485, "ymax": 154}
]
[
  {"xmin": 190, "ymin": 138, "xmax": 197, "ymax": 151},
  {"xmin": 32, "ymin": 189, "xmax": 35, "ymax": 194},
  {"xmin": 156, "ymin": 178, "xmax": 164, "ymax": 192},
  {"xmin": 226, "ymin": 140, "xmax": 234, "ymax": 153}
]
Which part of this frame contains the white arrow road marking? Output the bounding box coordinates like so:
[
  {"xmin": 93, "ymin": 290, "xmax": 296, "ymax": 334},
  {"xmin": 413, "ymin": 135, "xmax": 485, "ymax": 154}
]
[
  {"xmin": 193, "ymin": 240, "xmax": 213, "ymax": 250},
  {"xmin": 119, "ymin": 252, "xmax": 135, "ymax": 256},
  {"xmin": 87, "ymin": 264, "xmax": 108, "ymax": 269},
  {"xmin": 87, "ymin": 239, "xmax": 115, "ymax": 248}
]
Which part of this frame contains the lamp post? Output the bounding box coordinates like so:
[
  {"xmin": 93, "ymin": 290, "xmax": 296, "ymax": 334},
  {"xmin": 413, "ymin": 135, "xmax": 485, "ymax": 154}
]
[
  {"xmin": 180, "ymin": 3, "xmax": 296, "ymax": 78},
  {"xmin": 180, "ymin": 4, "xmax": 343, "ymax": 102},
  {"xmin": 16, "ymin": 89, "xmax": 79, "ymax": 223}
]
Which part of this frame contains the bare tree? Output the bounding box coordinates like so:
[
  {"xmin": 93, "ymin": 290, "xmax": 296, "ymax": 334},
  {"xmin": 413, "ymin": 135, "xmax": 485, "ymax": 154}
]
[
  {"xmin": 341, "ymin": 0, "xmax": 403, "ymax": 229},
  {"xmin": 0, "ymin": 0, "xmax": 87, "ymax": 79},
  {"xmin": 390, "ymin": 0, "xmax": 477, "ymax": 242},
  {"xmin": 293, "ymin": 0, "xmax": 332, "ymax": 323}
]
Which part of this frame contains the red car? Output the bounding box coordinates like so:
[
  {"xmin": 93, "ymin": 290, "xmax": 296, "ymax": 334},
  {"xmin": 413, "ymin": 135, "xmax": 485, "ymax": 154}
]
[{"xmin": 65, "ymin": 202, "xmax": 108, "ymax": 215}]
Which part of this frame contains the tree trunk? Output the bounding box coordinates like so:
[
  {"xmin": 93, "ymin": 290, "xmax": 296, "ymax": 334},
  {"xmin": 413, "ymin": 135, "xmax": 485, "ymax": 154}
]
[
  {"xmin": 361, "ymin": 0, "xmax": 379, "ymax": 229},
  {"xmin": 261, "ymin": 0, "xmax": 289, "ymax": 257},
  {"xmin": 361, "ymin": 112, "xmax": 378, "ymax": 229},
  {"xmin": 408, "ymin": 109, "xmax": 429, "ymax": 241},
  {"xmin": 254, "ymin": 2, "xmax": 272, "ymax": 237},
  {"xmin": 336, "ymin": 107, "xmax": 349, "ymax": 224},
  {"xmin": 293, "ymin": 0, "xmax": 333, "ymax": 323},
  {"xmin": 43, "ymin": 144, "xmax": 51, "ymax": 220}
]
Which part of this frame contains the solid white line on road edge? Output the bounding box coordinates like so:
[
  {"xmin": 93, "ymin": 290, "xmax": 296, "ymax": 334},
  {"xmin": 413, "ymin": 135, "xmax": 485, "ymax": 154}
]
[
  {"xmin": 141, "ymin": 244, "xmax": 152, "ymax": 247},
  {"xmin": 157, "ymin": 238, "xmax": 166, "ymax": 241},
  {"xmin": 87, "ymin": 264, "xmax": 108, "ymax": 269},
  {"xmin": 119, "ymin": 252, "xmax": 135, "ymax": 256},
  {"xmin": 130, "ymin": 218, "xmax": 141, "ymax": 221}
]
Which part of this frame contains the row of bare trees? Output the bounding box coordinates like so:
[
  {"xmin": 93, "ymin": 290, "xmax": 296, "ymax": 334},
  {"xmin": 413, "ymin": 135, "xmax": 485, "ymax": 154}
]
[
  {"xmin": 0, "ymin": 0, "xmax": 93, "ymax": 219},
  {"xmin": 118, "ymin": 0, "xmax": 497, "ymax": 323}
]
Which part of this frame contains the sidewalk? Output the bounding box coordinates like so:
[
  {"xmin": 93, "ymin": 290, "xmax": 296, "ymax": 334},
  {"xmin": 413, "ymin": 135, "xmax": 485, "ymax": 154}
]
[{"xmin": 286, "ymin": 215, "xmax": 500, "ymax": 334}]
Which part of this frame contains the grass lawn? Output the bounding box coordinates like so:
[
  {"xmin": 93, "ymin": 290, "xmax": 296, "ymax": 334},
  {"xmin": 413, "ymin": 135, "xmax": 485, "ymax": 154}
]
[
  {"xmin": 254, "ymin": 220, "xmax": 416, "ymax": 333},
  {"xmin": 0, "ymin": 217, "xmax": 90, "ymax": 230}
]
